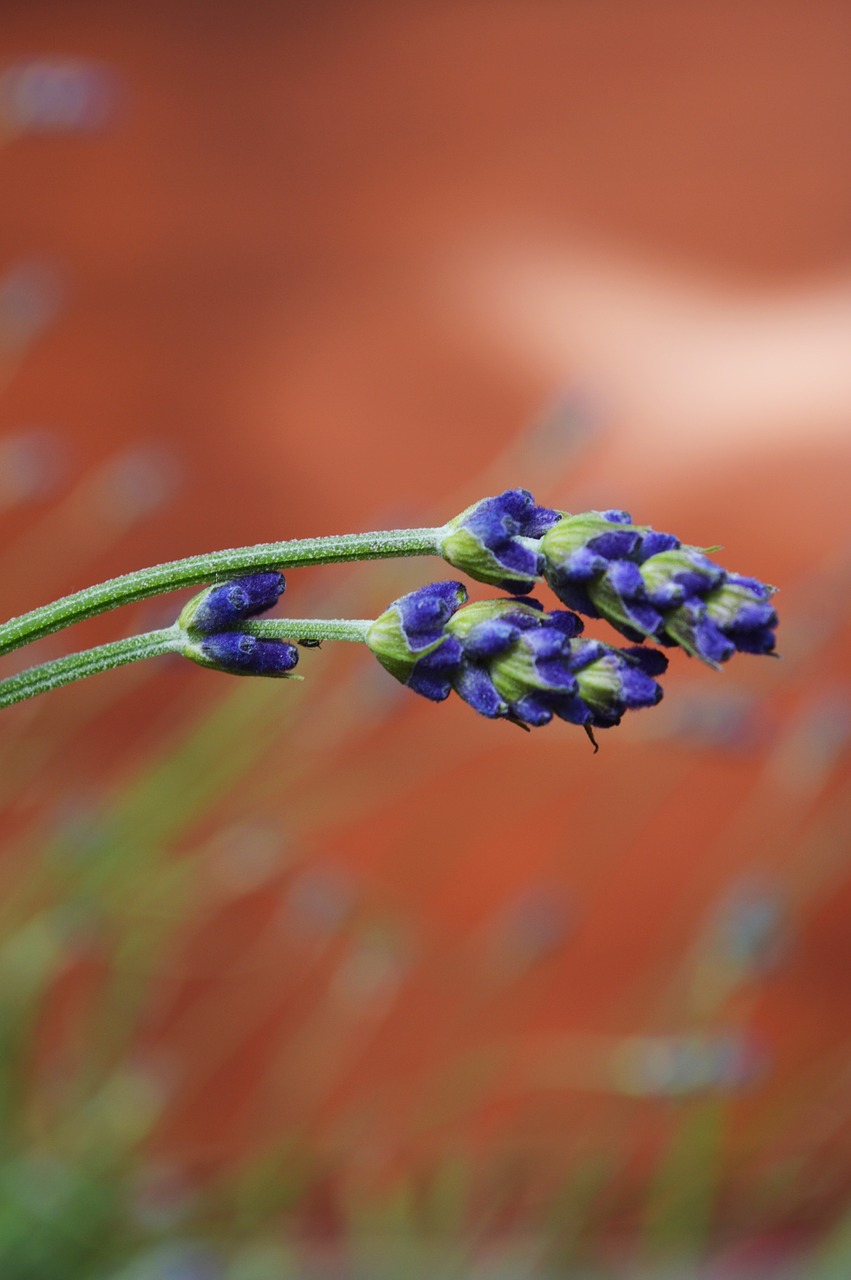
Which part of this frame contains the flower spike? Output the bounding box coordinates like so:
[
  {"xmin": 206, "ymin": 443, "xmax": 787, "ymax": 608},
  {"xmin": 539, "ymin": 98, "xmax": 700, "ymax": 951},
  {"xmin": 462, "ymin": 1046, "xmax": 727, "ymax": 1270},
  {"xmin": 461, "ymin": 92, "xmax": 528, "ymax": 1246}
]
[{"xmin": 540, "ymin": 511, "xmax": 778, "ymax": 667}]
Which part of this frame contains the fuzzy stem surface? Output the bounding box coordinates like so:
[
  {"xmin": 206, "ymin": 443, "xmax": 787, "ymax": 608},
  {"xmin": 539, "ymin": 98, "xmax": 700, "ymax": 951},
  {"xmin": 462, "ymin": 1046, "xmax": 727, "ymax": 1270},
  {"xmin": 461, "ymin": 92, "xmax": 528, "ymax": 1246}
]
[
  {"xmin": 0, "ymin": 628, "xmax": 180, "ymax": 710},
  {"xmin": 0, "ymin": 528, "xmax": 441, "ymax": 658}
]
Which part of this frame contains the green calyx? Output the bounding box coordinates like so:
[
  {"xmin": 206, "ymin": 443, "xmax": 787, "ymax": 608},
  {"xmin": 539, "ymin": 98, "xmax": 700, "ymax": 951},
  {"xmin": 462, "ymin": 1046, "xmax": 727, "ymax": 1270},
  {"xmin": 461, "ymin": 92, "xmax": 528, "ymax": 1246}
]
[
  {"xmin": 586, "ymin": 574, "xmax": 646, "ymax": 638},
  {"xmin": 571, "ymin": 654, "xmax": 620, "ymax": 717},
  {"xmin": 638, "ymin": 549, "xmax": 716, "ymax": 601},
  {"xmin": 438, "ymin": 524, "xmax": 508, "ymax": 587},
  {"xmin": 539, "ymin": 511, "xmax": 633, "ymax": 560},
  {"xmin": 176, "ymin": 584, "xmax": 212, "ymax": 635},
  {"xmin": 365, "ymin": 609, "xmax": 443, "ymax": 683},
  {"xmin": 704, "ymin": 578, "xmax": 774, "ymax": 627},
  {"xmin": 444, "ymin": 597, "xmax": 539, "ymax": 641},
  {"xmin": 488, "ymin": 644, "xmax": 544, "ymax": 705}
]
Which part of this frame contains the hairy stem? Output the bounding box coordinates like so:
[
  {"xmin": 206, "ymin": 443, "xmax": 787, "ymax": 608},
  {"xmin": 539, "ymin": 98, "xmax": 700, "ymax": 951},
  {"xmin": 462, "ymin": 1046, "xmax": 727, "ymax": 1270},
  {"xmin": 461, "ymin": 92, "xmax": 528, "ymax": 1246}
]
[
  {"xmin": 245, "ymin": 618, "xmax": 371, "ymax": 644},
  {"xmin": 0, "ymin": 628, "xmax": 180, "ymax": 710},
  {"xmin": 0, "ymin": 527, "xmax": 442, "ymax": 659}
]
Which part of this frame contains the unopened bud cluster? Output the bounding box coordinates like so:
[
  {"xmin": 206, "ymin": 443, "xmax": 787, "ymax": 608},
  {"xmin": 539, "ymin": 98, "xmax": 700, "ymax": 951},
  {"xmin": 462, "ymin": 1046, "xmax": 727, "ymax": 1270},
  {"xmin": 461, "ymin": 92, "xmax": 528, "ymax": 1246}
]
[{"xmin": 178, "ymin": 572, "xmax": 299, "ymax": 677}]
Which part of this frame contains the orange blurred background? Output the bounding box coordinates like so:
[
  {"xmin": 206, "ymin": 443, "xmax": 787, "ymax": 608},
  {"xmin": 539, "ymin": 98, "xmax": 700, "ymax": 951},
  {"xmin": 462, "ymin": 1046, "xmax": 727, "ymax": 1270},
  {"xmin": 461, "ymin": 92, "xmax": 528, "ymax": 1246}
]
[{"xmin": 1, "ymin": 3, "xmax": 850, "ymax": 1275}]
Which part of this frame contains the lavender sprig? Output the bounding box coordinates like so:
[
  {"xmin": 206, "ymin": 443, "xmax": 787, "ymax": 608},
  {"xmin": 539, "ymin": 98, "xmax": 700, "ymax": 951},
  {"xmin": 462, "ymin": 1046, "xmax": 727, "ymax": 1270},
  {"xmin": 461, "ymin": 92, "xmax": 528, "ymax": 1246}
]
[{"xmin": 0, "ymin": 489, "xmax": 778, "ymax": 712}]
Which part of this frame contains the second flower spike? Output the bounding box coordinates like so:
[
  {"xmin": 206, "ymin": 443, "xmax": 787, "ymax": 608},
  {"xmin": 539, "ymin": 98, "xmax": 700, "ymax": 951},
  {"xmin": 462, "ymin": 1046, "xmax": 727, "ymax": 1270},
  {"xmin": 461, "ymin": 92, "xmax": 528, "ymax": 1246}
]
[
  {"xmin": 436, "ymin": 491, "xmax": 778, "ymax": 667},
  {"xmin": 367, "ymin": 583, "xmax": 667, "ymax": 736}
]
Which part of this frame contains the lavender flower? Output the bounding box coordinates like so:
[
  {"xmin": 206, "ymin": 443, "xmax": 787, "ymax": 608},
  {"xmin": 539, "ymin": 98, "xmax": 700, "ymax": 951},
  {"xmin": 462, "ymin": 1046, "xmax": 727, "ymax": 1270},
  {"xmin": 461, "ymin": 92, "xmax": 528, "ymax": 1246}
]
[
  {"xmin": 439, "ymin": 489, "xmax": 561, "ymax": 593},
  {"xmin": 540, "ymin": 511, "xmax": 778, "ymax": 667},
  {"xmin": 367, "ymin": 585, "xmax": 667, "ymax": 736}
]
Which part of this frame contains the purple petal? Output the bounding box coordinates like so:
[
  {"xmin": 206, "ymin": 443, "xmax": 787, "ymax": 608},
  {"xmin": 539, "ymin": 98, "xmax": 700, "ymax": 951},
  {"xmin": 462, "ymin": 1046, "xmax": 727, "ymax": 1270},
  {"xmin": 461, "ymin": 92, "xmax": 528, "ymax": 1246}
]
[
  {"xmin": 453, "ymin": 663, "xmax": 505, "ymax": 718},
  {"xmin": 512, "ymin": 693, "xmax": 554, "ymax": 727},
  {"xmin": 567, "ymin": 639, "xmax": 607, "ymax": 670},
  {"xmin": 498, "ymin": 576, "xmax": 538, "ymax": 595},
  {"xmin": 552, "ymin": 694, "xmax": 594, "ymax": 725},
  {"xmin": 618, "ymin": 664, "xmax": 663, "ymax": 708},
  {"xmin": 462, "ymin": 619, "xmax": 520, "ymax": 659},
  {"xmin": 726, "ymin": 572, "xmax": 775, "ymax": 599},
  {"xmin": 407, "ymin": 669, "xmax": 453, "ymax": 701},
  {"xmin": 588, "ymin": 528, "xmax": 641, "ymax": 559},
  {"xmin": 639, "ymin": 530, "xmax": 680, "ymax": 558},
  {"xmin": 558, "ymin": 545, "xmax": 608, "ymax": 583},
  {"xmin": 621, "ymin": 646, "xmax": 669, "ymax": 677},
  {"xmin": 492, "ymin": 538, "xmax": 542, "ymax": 578},
  {"xmin": 691, "ymin": 615, "xmax": 736, "ymax": 665},
  {"xmin": 396, "ymin": 581, "xmax": 467, "ymax": 638},
  {"xmin": 547, "ymin": 574, "xmax": 601, "ymax": 618},
  {"xmin": 523, "ymin": 628, "xmax": 568, "ymax": 660},
  {"xmin": 534, "ymin": 657, "xmax": 578, "ymax": 691},
  {"xmin": 724, "ymin": 600, "xmax": 778, "ymax": 631},
  {"xmin": 729, "ymin": 626, "xmax": 777, "ymax": 655},
  {"xmin": 200, "ymin": 632, "xmax": 299, "ymax": 676},
  {"xmin": 606, "ymin": 559, "xmax": 645, "ymax": 597}
]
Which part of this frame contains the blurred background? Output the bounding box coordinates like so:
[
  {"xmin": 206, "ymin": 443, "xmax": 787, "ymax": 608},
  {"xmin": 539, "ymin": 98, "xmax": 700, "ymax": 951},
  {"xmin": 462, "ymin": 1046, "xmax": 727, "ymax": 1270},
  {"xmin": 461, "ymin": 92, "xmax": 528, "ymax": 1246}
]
[{"xmin": 1, "ymin": 2, "xmax": 850, "ymax": 1276}]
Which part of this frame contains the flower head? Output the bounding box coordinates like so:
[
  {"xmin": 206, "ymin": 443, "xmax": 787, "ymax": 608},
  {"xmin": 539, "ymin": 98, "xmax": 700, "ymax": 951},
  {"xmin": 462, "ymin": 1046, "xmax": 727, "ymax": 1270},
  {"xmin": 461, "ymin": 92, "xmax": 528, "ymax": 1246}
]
[
  {"xmin": 439, "ymin": 489, "xmax": 561, "ymax": 593},
  {"xmin": 540, "ymin": 511, "xmax": 777, "ymax": 667},
  {"xmin": 367, "ymin": 584, "xmax": 667, "ymax": 736}
]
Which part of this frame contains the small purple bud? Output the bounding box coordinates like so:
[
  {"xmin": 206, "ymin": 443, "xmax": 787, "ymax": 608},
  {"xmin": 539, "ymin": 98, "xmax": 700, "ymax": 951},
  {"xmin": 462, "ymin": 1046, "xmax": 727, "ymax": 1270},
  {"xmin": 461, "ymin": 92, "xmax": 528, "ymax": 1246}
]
[
  {"xmin": 440, "ymin": 488, "xmax": 561, "ymax": 591},
  {"xmin": 197, "ymin": 632, "xmax": 299, "ymax": 677},
  {"xmin": 184, "ymin": 572, "xmax": 285, "ymax": 634}
]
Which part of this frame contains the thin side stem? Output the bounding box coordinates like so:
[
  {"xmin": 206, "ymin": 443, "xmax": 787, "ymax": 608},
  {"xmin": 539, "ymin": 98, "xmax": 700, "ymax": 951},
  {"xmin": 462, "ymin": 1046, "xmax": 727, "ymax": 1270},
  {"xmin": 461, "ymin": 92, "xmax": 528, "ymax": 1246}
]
[
  {"xmin": 0, "ymin": 527, "xmax": 442, "ymax": 659},
  {"xmin": 0, "ymin": 628, "xmax": 179, "ymax": 710},
  {"xmin": 245, "ymin": 618, "xmax": 371, "ymax": 644}
]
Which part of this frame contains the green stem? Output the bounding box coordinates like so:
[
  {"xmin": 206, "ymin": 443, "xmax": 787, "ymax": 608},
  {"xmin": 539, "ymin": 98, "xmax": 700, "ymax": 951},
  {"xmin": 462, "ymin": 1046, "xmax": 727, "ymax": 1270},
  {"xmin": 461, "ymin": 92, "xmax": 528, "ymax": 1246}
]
[
  {"xmin": 0, "ymin": 527, "xmax": 442, "ymax": 659},
  {"xmin": 245, "ymin": 618, "xmax": 371, "ymax": 644},
  {"xmin": 0, "ymin": 628, "xmax": 180, "ymax": 711}
]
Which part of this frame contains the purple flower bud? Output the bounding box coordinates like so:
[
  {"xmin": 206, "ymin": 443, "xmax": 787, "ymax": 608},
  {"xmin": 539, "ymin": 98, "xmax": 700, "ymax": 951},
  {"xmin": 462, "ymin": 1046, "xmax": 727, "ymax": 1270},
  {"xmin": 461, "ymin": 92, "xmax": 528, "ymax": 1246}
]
[
  {"xmin": 439, "ymin": 488, "xmax": 562, "ymax": 592},
  {"xmin": 196, "ymin": 632, "xmax": 299, "ymax": 677},
  {"xmin": 366, "ymin": 581, "xmax": 468, "ymax": 690},
  {"xmin": 182, "ymin": 572, "xmax": 285, "ymax": 634},
  {"xmin": 368, "ymin": 585, "xmax": 667, "ymax": 737}
]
